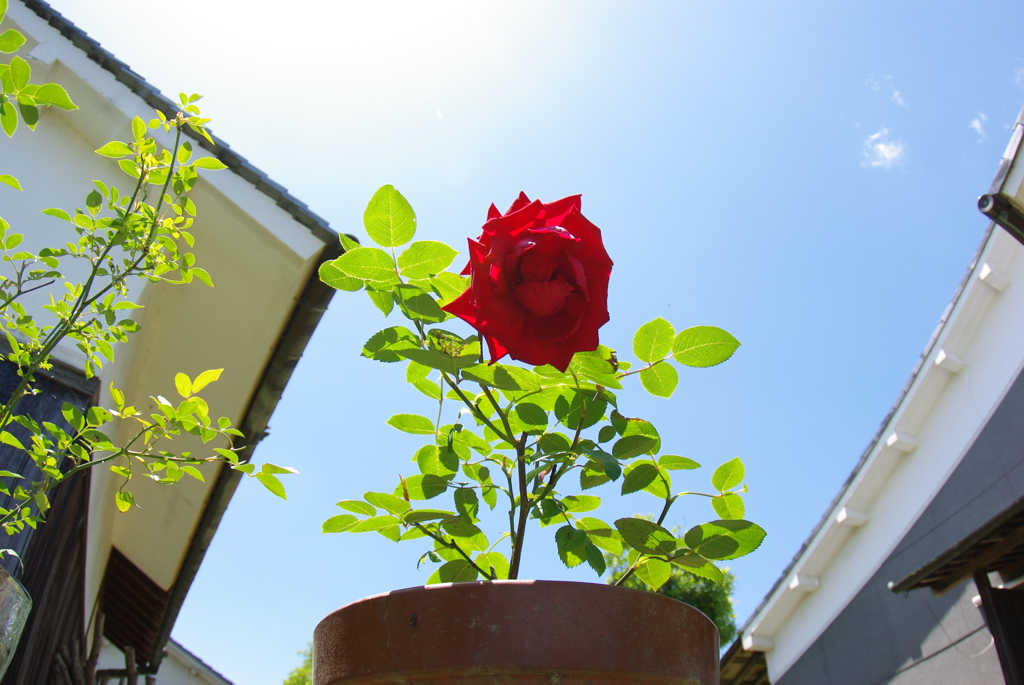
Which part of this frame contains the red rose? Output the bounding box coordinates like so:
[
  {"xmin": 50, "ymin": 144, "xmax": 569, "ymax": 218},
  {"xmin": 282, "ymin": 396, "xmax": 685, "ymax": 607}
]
[{"xmin": 442, "ymin": 193, "xmax": 613, "ymax": 372}]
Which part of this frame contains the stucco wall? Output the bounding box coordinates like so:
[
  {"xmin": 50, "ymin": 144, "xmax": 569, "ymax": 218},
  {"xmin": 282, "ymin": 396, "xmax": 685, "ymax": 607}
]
[{"xmin": 774, "ymin": 362, "xmax": 1024, "ymax": 684}]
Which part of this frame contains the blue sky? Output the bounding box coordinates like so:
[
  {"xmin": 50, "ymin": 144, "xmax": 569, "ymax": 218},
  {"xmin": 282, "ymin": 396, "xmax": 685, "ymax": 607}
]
[{"xmin": 41, "ymin": 0, "xmax": 1024, "ymax": 681}]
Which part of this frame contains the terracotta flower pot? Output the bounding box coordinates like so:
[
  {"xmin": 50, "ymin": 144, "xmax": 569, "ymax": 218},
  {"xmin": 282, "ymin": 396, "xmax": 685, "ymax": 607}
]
[{"xmin": 313, "ymin": 580, "xmax": 718, "ymax": 685}]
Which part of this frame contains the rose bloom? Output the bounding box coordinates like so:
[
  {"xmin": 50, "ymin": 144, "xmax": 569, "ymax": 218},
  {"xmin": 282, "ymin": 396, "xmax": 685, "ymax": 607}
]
[{"xmin": 443, "ymin": 193, "xmax": 613, "ymax": 372}]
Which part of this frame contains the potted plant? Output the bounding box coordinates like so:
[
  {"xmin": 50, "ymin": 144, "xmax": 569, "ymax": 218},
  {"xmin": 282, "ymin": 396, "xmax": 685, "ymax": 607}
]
[{"xmin": 314, "ymin": 187, "xmax": 765, "ymax": 685}]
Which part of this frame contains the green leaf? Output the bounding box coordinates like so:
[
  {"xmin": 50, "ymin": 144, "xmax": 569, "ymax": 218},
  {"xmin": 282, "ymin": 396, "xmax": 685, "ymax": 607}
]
[
  {"xmin": 395, "ymin": 348, "xmax": 458, "ymax": 374},
  {"xmin": 131, "ymin": 116, "xmax": 146, "ymax": 142},
  {"xmin": 659, "ymin": 455, "xmax": 701, "ymax": 470},
  {"xmin": 0, "ymin": 174, "xmax": 20, "ymax": 190},
  {"xmin": 336, "ymin": 500, "xmax": 376, "ymax": 516},
  {"xmin": 711, "ymin": 457, "xmax": 745, "ymax": 491},
  {"xmin": 42, "ymin": 207, "xmax": 71, "ymax": 222},
  {"xmin": 428, "ymin": 559, "xmax": 477, "ymax": 584},
  {"xmin": 396, "ymin": 474, "xmax": 448, "ymax": 500},
  {"xmin": 621, "ymin": 462, "xmax": 669, "ymax": 498},
  {"xmin": 349, "ymin": 515, "xmax": 402, "ymax": 532},
  {"xmin": 683, "ymin": 520, "xmax": 766, "ymax": 560},
  {"xmin": 416, "ymin": 445, "xmax": 458, "ymax": 478},
  {"xmin": 33, "ymin": 83, "xmax": 76, "ymax": 110},
  {"xmin": 712, "ymin": 493, "xmax": 745, "ymax": 520},
  {"xmin": 0, "ymin": 29, "xmax": 25, "ymax": 54},
  {"xmin": 615, "ymin": 518, "xmax": 676, "ymax": 556},
  {"xmin": 441, "ymin": 516, "xmax": 488, "ymax": 551},
  {"xmin": 454, "ymin": 487, "xmax": 479, "ymax": 522},
  {"xmin": 427, "ymin": 271, "xmax": 469, "ymax": 306},
  {"xmin": 670, "ymin": 553, "xmax": 725, "ymax": 584},
  {"xmin": 461, "ymin": 364, "xmax": 525, "ymax": 391},
  {"xmin": 365, "ymin": 287, "xmax": 394, "ymax": 316},
  {"xmin": 640, "ymin": 363, "xmax": 678, "ymax": 398},
  {"xmin": 635, "ymin": 557, "xmax": 672, "ymax": 591},
  {"xmin": 579, "ymin": 461, "xmax": 611, "ymax": 490},
  {"xmin": 582, "ymin": 446, "xmax": 620, "ymax": 481},
  {"xmin": 398, "ymin": 240, "xmax": 458, "ymax": 279},
  {"xmin": 510, "ymin": 402, "xmax": 548, "ymax": 433},
  {"xmin": 256, "ymin": 473, "xmax": 287, "ymax": 499},
  {"xmin": 633, "ymin": 317, "xmax": 675, "ymax": 362},
  {"xmin": 476, "ymin": 551, "xmax": 510, "ymax": 580},
  {"xmin": 362, "ymin": 326, "xmax": 418, "ymax": 362},
  {"xmin": 554, "ymin": 389, "xmax": 606, "ymax": 431},
  {"xmin": 10, "ymin": 56, "xmax": 29, "ymax": 90},
  {"xmin": 322, "ymin": 514, "xmax": 358, "ymax": 533},
  {"xmin": 364, "ymin": 491, "xmax": 411, "ymax": 515},
  {"xmin": 364, "ymin": 184, "xmax": 416, "ymax": 248},
  {"xmin": 673, "ymin": 326, "xmax": 740, "ymax": 368},
  {"xmin": 555, "ymin": 525, "xmax": 589, "ymax": 568},
  {"xmin": 17, "ymin": 101, "xmax": 38, "ymax": 131},
  {"xmin": 319, "ymin": 258, "xmax": 362, "ymax": 292},
  {"xmin": 191, "ymin": 368, "xmax": 223, "ymax": 394},
  {"xmin": 0, "ymin": 431, "xmax": 24, "ymax": 450},
  {"xmin": 610, "ymin": 412, "xmax": 662, "ymax": 454},
  {"xmin": 193, "ymin": 157, "xmax": 228, "ymax": 170},
  {"xmin": 577, "ymin": 517, "xmax": 623, "ymax": 554},
  {"xmin": 612, "ymin": 434, "xmax": 658, "ymax": 460},
  {"xmin": 1, "ymin": 101, "xmax": 18, "ymax": 137},
  {"xmin": 598, "ymin": 425, "xmax": 617, "ymax": 444},
  {"xmin": 174, "ymin": 372, "xmax": 193, "ymax": 398},
  {"xmin": 115, "ymin": 491, "xmax": 134, "ymax": 513},
  {"xmin": 333, "ymin": 247, "xmax": 399, "ymax": 285},
  {"xmin": 405, "ymin": 509, "xmax": 455, "ymax": 523},
  {"xmin": 561, "ymin": 495, "xmax": 601, "ymax": 513},
  {"xmin": 585, "ymin": 541, "xmax": 606, "ymax": 576},
  {"xmin": 394, "ymin": 284, "xmax": 446, "ymax": 323},
  {"xmin": 387, "ymin": 414, "xmax": 435, "ymax": 435}
]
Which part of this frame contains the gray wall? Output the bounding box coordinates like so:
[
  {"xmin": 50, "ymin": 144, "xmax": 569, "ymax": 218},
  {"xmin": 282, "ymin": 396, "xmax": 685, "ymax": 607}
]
[{"xmin": 775, "ymin": 364, "xmax": 1024, "ymax": 685}]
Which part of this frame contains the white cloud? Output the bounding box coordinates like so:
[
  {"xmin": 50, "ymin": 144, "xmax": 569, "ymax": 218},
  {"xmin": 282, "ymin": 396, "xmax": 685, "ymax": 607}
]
[
  {"xmin": 863, "ymin": 127, "xmax": 905, "ymax": 169},
  {"xmin": 865, "ymin": 75, "xmax": 907, "ymax": 107},
  {"xmin": 970, "ymin": 113, "xmax": 987, "ymax": 142}
]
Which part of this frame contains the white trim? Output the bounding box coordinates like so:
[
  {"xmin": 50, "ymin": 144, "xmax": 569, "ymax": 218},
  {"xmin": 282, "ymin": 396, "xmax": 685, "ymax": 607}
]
[{"xmin": 744, "ymin": 227, "xmax": 1024, "ymax": 679}]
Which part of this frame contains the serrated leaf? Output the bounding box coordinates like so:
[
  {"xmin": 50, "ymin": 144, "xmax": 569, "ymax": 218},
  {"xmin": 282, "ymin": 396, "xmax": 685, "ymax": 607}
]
[
  {"xmin": 673, "ymin": 326, "xmax": 740, "ymax": 367},
  {"xmin": 428, "ymin": 271, "xmax": 469, "ymax": 306},
  {"xmin": 612, "ymin": 434, "xmax": 658, "ymax": 460},
  {"xmin": 610, "ymin": 413, "xmax": 662, "ymax": 454},
  {"xmin": 333, "ymin": 247, "xmax": 399, "ymax": 284},
  {"xmin": 621, "ymin": 462, "xmax": 670, "ymax": 498},
  {"xmin": 577, "ymin": 517, "xmax": 623, "ymax": 554},
  {"xmin": 131, "ymin": 116, "xmax": 146, "ymax": 142},
  {"xmin": 337, "ymin": 500, "xmax": 376, "ymax": 516},
  {"xmin": 659, "ymin": 455, "xmax": 700, "ymax": 471},
  {"xmin": 366, "ymin": 287, "xmax": 394, "ymax": 316},
  {"xmin": 364, "ymin": 491, "xmax": 411, "ymax": 515},
  {"xmin": 387, "ymin": 414, "xmax": 435, "ymax": 435},
  {"xmin": 395, "ymin": 348, "xmax": 458, "ymax": 374},
  {"xmin": 555, "ymin": 525, "xmax": 589, "ymax": 568},
  {"xmin": 476, "ymin": 551, "xmax": 510, "ymax": 580},
  {"xmin": 615, "ymin": 517, "xmax": 676, "ymax": 556},
  {"xmin": 554, "ymin": 389, "xmax": 606, "ymax": 431},
  {"xmin": 416, "ymin": 445, "xmax": 458, "ymax": 477},
  {"xmin": 10, "ymin": 56, "xmax": 29, "ymax": 90},
  {"xmin": 635, "ymin": 557, "xmax": 672, "ymax": 591},
  {"xmin": 683, "ymin": 519, "xmax": 765, "ymax": 560},
  {"xmin": 670, "ymin": 553, "xmax": 725, "ymax": 584},
  {"xmin": 428, "ymin": 559, "xmax": 477, "ymax": 584},
  {"xmin": 441, "ymin": 516, "xmax": 488, "ymax": 551},
  {"xmin": 461, "ymin": 364, "xmax": 524, "ymax": 391},
  {"xmin": 583, "ymin": 446, "xmax": 620, "ymax": 480},
  {"xmin": 398, "ymin": 240, "xmax": 457, "ymax": 279},
  {"xmin": 362, "ymin": 326, "xmax": 419, "ymax": 362},
  {"xmin": 34, "ymin": 82, "xmax": 76, "ymax": 110},
  {"xmin": 561, "ymin": 495, "xmax": 601, "ymax": 513},
  {"xmin": 711, "ymin": 457, "xmax": 745, "ymax": 491},
  {"xmin": 322, "ymin": 514, "xmax": 358, "ymax": 533},
  {"xmin": 319, "ymin": 258, "xmax": 362, "ymax": 292},
  {"xmin": 42, "ymin": 207, "xmax": 71, "ymax": 222},
  {"xmin": 712, "ymin": 493, "xmax": 745, "ymax": 519},
  {"xmin": 394, "ymin": 284, "xmax": 446, "ymax": 323},
  {"xmin": 640, "ymin": 363, "xmax": 678, "ymax": 398},
  {"xmin": 453, "ymin": 487, "xmax": 479, "ymax": 522},
  {"xmin": 395, "ymin": 474, "xmax": 448, "ymax": 500},
  {"xmin": 0, "ymin": 29, "xmax": 25, "ymax": 54},
  {"xmin": 633, "ymin": 317, "xmax": 675, "ymax": 362},
  {"xmin": 364, "ymin": 184, "xmax": 416, "ymax": 247},
  {"xmin": 579, "ymin": 461, "xmax": 611, "ymax": 490},
  {"xmin": 1, "ymin": 100, "xmax": 18, "ymax": 137}
]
